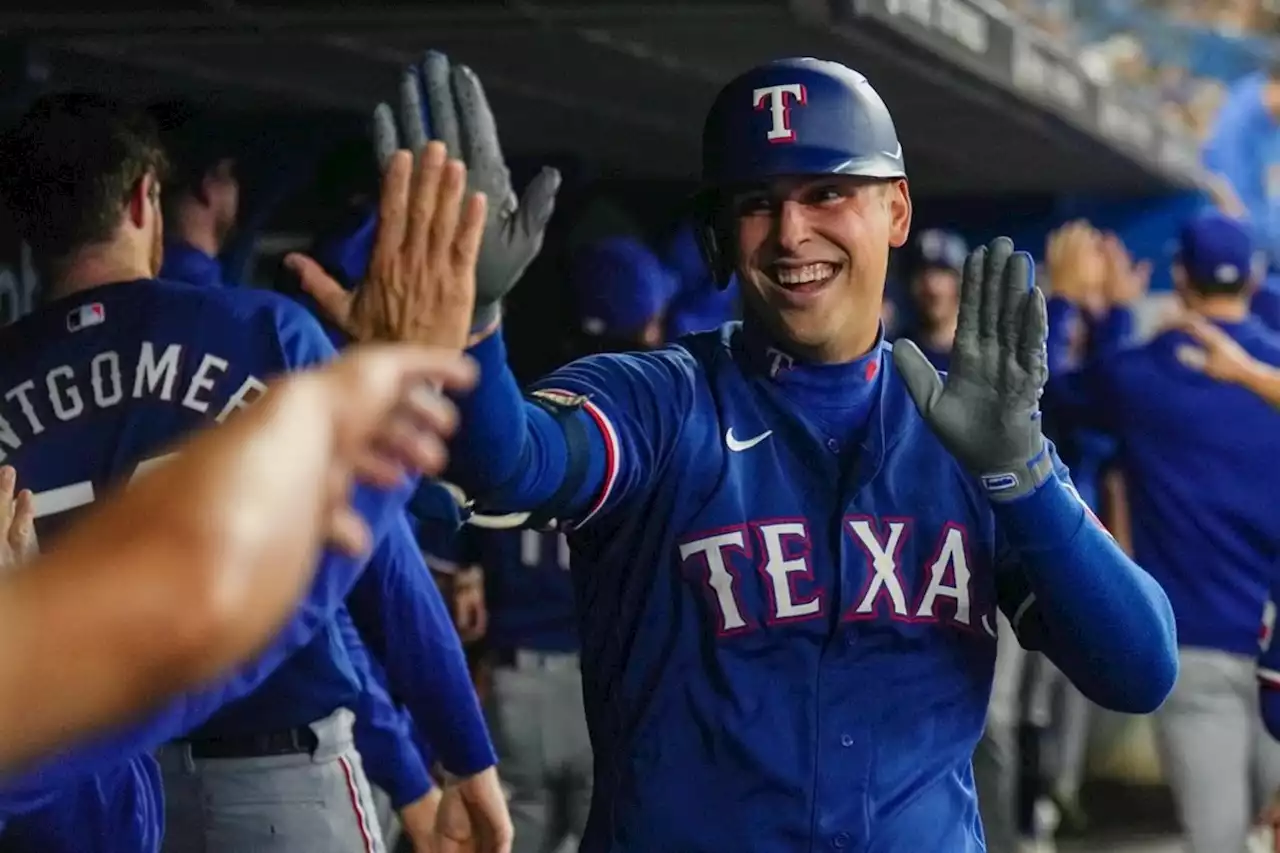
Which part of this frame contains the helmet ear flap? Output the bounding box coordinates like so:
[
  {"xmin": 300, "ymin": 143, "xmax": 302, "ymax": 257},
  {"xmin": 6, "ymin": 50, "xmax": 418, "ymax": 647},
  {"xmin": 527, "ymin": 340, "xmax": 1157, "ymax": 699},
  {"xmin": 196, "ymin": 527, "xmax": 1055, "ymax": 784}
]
[{"xmin": 693, "ymin": 195, "xmax": 737, "ymax": 290}]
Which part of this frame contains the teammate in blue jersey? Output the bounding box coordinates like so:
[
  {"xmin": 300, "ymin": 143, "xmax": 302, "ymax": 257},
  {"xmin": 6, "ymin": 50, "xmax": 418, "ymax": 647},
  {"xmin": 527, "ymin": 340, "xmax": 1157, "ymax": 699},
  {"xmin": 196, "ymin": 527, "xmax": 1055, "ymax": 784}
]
[
  {"xmin": 154, "ymin": 106, "xmax": 242, "ymax": 290},
  {"xmin": 569, "ymin": 236, "xmax": 677, "ymax": 352},
  {"xmin": 155, "ymin": 124, "xmax": 468, "ymax": 853},
  {"xmin": 0, "ymin": 93, "xmax": 508, "ymax": 853},
  {"xmin": 894, "ymin": 227, "xmax": 968, "ymax": 372},
  {"xmin": 1160, "ymin": 309, "xmax": 1280, "ymax": 839},
  {"xmin": 1047, "ymin": 210, "xmax": 1280, "ymax": 853},
  {"xmin": 303, "ymin": 54, "xmax": 1177, "ymax": 853}
]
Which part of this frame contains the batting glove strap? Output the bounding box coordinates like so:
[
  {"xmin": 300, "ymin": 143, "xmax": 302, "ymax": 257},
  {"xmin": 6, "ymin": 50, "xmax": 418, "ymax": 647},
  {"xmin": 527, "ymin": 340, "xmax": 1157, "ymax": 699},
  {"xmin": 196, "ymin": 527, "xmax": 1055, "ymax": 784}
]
[{"xmin": 978, "ymin": 440, "xmax": 1055, "ymax": 504}]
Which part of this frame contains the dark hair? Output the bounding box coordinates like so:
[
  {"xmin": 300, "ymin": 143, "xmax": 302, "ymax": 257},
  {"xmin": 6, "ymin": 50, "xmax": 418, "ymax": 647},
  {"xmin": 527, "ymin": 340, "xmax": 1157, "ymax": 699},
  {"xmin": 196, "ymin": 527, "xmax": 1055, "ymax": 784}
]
[
  {"xmin": 0, "ymin": 92, "xmax": 168, "ymax": 267},
  {"xmin": 148, "ymin": 100, "xmax": 234, "ymax": 212}
]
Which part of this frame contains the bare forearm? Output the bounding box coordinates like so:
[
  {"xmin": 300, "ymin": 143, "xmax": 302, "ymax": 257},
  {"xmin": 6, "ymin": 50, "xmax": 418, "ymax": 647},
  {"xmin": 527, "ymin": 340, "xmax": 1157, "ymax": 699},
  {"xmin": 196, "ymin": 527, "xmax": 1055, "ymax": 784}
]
[
  {"xmin": 1238, "ymin": 361, "xmax": 1280, "ymax": 409},
  {"xmin": 0, "ymin": 377, "xmax": 338, "ymax": 768}
]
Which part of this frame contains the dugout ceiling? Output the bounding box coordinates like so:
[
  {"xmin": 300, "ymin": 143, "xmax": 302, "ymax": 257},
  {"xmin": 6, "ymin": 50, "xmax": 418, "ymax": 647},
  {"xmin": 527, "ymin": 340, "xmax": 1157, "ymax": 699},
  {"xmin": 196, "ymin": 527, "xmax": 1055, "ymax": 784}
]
[{"xmin": 0, "ymin": 0, "xmax": 1204, "ymax": 196}]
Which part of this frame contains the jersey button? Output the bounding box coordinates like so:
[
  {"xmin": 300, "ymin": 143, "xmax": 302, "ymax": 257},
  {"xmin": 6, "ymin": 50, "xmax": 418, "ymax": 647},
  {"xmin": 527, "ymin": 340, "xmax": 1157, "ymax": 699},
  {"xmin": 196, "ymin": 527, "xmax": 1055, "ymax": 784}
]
[
  {"xmin": 832, "ymin": 832, "xmax": 850, "ymax": 849},
  {"xmin": 826, "ymin": 438, "xmax": 839, "ymax": 453},
  {"xmin": 840, "ymin": 734, "xmax": 853, "ymax": 747}
]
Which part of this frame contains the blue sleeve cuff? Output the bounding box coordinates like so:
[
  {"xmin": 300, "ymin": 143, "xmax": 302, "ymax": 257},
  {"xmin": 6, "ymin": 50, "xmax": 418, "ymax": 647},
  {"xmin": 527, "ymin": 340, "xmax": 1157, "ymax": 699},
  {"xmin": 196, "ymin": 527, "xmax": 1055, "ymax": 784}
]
[
  {"xmin": 1091, "ymin": 307, "xmax": 1134, "ymax": 356},
  {"xmin": 383, "ymin": 749, "xmax": 434, "ymax": 810},
  {"xmin": 990, "ymin": 474, "xmax": 1088, "ymax": 553}
]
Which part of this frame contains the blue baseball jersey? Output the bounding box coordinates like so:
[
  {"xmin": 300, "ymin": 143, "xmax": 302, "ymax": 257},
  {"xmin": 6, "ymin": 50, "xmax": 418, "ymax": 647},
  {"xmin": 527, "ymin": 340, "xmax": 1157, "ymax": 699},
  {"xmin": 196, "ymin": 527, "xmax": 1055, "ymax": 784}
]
[
  {"xmin": 0, "ymin": 279, "xmax": 410, "ymax": 837},
  {"xmin": 471, "ymin": 527, "xmax": 578, "ymax": 653},
  {"xmin": 345, "ymin": 511, "xmax": 496, "ymax": 777},
  {"xmin": 1047, "ymin": 315, "xmax": 1280, "ymax": 656},
  {"xmin": 445, "ymin": 320, "xmax": 1175, "ymax": 853},
  {"xmin": 1041, "ymin": 298, "xmax": 1122, "ymax": 514},
  {"xmin": 159, "ymin": 242, "xmax": 233, "ymax": 290},
  {"xmin": 153, "ymin": 244, "xmax": 483, "ymax": 799},
  {"xmin": 0, "ymin": 754, "xmax": 162, "ymax": 853}
]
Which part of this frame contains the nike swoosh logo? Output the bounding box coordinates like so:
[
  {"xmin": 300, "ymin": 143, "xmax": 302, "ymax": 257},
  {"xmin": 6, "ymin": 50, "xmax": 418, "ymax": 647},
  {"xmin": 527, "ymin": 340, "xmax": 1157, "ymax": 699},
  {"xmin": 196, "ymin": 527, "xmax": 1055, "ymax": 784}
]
[
  {"xmin": 725, "ymin": 428, "xmax": 773, "ymax": 452},
  {"xmin": 884, "ymin": 141, "xmax": 902, "ymax": 160}
]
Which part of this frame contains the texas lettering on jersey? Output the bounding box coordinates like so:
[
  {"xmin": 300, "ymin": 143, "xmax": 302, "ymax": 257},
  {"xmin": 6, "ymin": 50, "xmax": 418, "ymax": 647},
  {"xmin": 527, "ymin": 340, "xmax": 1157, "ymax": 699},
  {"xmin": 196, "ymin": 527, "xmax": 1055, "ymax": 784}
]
[{"xmin": 678, "ymin": 516, "xmax": 992, "ymax": 638}]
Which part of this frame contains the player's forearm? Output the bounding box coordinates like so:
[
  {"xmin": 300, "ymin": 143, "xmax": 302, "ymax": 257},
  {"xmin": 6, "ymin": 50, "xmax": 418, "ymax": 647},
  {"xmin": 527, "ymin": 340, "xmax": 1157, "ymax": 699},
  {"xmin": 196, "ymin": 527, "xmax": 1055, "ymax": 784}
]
[
  {"xmin": 348, "ymin": 517, "xmax": 497, "ymax": 776},
  {"xmin": 994, "ymin": 476, "xmax": 1178, "ymax": 714},
  {"xmin": 0, "ymin": 381, "xmax": 338, "ymax": 771},
  {"xmin": 349, "ymin": 664, "xmax": 434, "ymax": 809},
  {"xmin": 1234, "ymin": 359, "xmax": 1280, "ymax": 408},
  {"xmin": 449, "ymin": 329, "xmax": 584, "ymax": 514}
]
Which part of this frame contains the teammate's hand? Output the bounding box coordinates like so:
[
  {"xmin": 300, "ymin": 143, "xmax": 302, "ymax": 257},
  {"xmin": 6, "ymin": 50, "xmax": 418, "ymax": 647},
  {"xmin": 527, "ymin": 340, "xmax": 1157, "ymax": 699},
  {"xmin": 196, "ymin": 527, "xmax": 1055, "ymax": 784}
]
[
  {"xmin": 399, "ymin": 787, "xmax": 444, "ymax": 853},
  {"xmin": 1174, "ymin": 313, "xmax": 1260, "ymax": 385},
  {"xmin": 0, "ymin": 466, "xmax": 36, "ymax": 573},
  {"xmin": 1099, "ymin": 232, "xmax": 1150, "ymax": 308},
  {"xmin": 373, "ymin": 50, "xmax": 561, "ymax": 334},
  {"xmin": 894, "ymin": 238, "xmax": 1052, "ymax": 502},
  {"xmin": 1046, "ymin": 221, "xmax": 1107, "ymax": 315},
  {"xmin": 451, "ymin": 566, "xmax": 488, "ymax": 643},
  {"xmin": 290, "ymin": 144, "xmax": 487, "ymax": 352},
  {"xmin": 306, "ymin": 344, "xmax": 478, "ymax": 555},
  {"xmin": 435, "ymin": 766, "xmax": 513, "ymax": 853}
]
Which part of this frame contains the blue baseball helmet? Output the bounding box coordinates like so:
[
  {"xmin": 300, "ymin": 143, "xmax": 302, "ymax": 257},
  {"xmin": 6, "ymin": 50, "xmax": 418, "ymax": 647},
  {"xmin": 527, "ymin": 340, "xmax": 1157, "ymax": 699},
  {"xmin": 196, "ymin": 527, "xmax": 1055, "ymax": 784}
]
[{"xmin": 695, "ymin": 57, "xmax": 906, "ymax": 287}]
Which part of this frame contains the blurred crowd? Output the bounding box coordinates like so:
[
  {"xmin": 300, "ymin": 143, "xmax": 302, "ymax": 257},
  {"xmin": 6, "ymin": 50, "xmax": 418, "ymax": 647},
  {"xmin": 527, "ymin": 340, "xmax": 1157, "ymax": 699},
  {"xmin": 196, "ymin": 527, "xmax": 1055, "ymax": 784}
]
[{"xmin": 1002, "ymin": 0, "xmax": 1280, "ymax": 138}]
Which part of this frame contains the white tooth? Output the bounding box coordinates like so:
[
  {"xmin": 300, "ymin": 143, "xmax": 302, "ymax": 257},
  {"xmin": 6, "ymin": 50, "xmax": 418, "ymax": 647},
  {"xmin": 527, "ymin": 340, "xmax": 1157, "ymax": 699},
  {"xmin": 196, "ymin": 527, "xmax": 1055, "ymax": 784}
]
[{"xmin": 777, "ymin": 262, "xmax": 833, "ymax": 284}]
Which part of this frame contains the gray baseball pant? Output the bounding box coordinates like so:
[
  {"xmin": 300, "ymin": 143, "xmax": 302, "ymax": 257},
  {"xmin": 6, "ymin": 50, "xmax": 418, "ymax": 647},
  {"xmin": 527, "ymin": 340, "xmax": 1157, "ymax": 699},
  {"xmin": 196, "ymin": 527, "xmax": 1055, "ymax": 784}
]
[
  {"xmin": 485, "ymin": 649, "xmax": 593, "ymax": 853},
  {"xmin": 158, "ymin": 707, "xmax": 386, "ymax": 853},
  {"xmin": 1154, "ymin": 647, "xmax": 1280, "ymax": 853},
  {"xmin": 973, "ymin": 612, "xmax": 1027, "ymax": 853}
]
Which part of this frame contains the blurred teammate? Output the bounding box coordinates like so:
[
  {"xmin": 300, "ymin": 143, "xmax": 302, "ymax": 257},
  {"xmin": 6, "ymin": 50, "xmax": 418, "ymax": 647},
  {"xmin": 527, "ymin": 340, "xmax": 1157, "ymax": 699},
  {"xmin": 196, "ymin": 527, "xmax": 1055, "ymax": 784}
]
[
  {"xmin": 570, "ymin": 235, "xmax": 677, "ymax": 352},
  {"xmin": 153, "ymin": 110, "xmax": 454, "ymax": 853},
  {"xmin": 894, "ymin": 227, "xmax": 967, "ymax": 370},
  {"xmin": 1047, "ymin": 211, "xmax": 1280, "ymax": 853},
  {"xmin": 0, "ymin": 93, "xmax": 508, "ymax": 853},
  {"xmin": 0, "ymin": 345, "xmax": 472, "ymax": 772},
  {"xmin": 303, "ymin": 53, "xmax": 1176, "ymax": 852},
  {"xmin": 154, "ymin": 104, "xmax": 242, "ymax": 289},
  {"xmin": 661, "ymin": 220, "xmax": 739, "ymax": 338}
]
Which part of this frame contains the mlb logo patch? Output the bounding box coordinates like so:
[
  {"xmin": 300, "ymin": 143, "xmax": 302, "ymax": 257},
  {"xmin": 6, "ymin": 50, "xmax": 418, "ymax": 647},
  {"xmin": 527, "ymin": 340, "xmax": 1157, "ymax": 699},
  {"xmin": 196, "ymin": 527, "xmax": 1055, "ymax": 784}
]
[{"xmin": 66, "ymin": 302, "xmax": 105, "ymax": 333}]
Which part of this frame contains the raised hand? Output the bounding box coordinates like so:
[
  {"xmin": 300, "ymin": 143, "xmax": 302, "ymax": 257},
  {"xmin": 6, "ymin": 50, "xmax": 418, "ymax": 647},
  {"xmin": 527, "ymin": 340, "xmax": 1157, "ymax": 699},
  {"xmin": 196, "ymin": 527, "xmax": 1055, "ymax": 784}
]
[
  {"xmin": 894, "ymin": 238, "xmax": 1052, "ymax": 502},
  {"xmin": 373, "ymin": 50, "xmax": 561, "ymax": 333},
  {"xmin": 290, "ymin": 143, "xmax": 487, "ymax": 352}
]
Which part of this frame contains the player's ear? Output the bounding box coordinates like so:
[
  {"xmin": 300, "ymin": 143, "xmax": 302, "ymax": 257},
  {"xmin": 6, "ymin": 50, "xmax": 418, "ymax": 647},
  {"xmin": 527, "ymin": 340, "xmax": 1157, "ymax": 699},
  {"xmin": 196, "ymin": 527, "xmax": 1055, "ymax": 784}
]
[
  {"xmin": 886, "ymin": 179, "xmax": 911, "ymax": 249},
  {"xmin": 126, "ymin": 171, "xmax": 160, "ymax": 230}
]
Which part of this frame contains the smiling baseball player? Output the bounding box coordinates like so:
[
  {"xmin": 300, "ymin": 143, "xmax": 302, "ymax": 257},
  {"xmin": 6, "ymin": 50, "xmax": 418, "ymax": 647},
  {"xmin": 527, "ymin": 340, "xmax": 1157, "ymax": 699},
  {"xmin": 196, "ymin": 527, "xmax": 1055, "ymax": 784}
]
[{"xmin": 304, "ymin": 53, "xmax": 1179, "ymax": 853}]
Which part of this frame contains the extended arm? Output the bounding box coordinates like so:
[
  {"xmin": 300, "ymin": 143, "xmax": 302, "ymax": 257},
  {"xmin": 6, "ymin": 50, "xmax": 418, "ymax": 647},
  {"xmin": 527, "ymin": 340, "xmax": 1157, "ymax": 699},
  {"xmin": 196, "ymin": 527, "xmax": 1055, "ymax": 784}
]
[
  {"xmin": 340, "ymin": 606, "xmax": 434, "ymax": 809},
  {"xmin": 346, "ymin": 511, "xmax": 496, "ymax": 776},
  {"xmin": 0, "ymin": 345, "xmax": 472, "ymax": 801},
  {"xmin": 995, "ymin": 463, "xmax": 1177, "ymax": 714}
]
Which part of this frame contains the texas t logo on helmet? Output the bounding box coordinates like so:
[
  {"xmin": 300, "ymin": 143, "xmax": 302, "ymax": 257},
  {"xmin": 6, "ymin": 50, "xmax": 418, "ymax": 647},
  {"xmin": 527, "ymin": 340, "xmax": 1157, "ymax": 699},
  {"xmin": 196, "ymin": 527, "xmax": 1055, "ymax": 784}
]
[
  {"xmin": 752, "ymin": 83, "xmax": 807, "ymax": 143},
  {"xmin": 694, "ymin": 57, "xmax": 909, "ymax": 288}
]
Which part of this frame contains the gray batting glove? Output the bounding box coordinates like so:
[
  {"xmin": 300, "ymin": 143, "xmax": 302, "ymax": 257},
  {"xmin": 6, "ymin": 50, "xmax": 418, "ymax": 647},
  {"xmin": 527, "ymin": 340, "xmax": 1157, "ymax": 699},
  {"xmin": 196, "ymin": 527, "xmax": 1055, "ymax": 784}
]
[
  {"xmin": 893, "ymin": 237, "xmax": 1053, "ymax": 502},
  {"xmin": 372, "ymin": 50, "xmax": 561, "ymax": 332}
]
